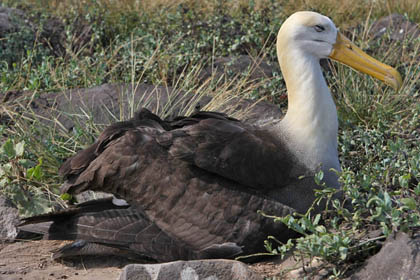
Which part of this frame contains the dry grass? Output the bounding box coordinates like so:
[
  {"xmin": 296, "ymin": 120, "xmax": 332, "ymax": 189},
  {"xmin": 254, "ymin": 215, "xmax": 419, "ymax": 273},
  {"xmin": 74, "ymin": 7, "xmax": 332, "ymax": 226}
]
[{"xmin": 12, "ymin": 0, "xmax": 420, "ymax": 23}]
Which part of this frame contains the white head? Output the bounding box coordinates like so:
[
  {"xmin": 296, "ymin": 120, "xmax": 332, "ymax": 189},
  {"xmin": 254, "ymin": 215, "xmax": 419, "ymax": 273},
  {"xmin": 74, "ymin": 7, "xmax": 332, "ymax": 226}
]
[{"xmin": 277, "ymin": 11, "xmax": 337, "ymax": 61}]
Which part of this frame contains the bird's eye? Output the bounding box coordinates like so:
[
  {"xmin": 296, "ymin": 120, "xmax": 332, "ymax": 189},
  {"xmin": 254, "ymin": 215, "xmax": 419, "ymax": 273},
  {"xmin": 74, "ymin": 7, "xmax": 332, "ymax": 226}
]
[{"xmin": 314, "ymin": 25, "xmax": 325, "ymax": 32}]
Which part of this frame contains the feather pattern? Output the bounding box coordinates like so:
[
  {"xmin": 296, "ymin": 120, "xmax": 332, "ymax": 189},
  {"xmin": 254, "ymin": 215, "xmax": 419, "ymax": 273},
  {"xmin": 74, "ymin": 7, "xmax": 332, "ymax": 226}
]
[{"xmin": 53, "ymin": 109, "xmax": 299, "ymax": 260}]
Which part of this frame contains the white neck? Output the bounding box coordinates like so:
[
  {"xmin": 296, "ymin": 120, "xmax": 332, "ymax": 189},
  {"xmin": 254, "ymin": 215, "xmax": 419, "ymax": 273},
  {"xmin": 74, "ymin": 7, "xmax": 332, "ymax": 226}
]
[{"xmin": 274, "ymin": 48, "xmax": 340, "ymax": 172}]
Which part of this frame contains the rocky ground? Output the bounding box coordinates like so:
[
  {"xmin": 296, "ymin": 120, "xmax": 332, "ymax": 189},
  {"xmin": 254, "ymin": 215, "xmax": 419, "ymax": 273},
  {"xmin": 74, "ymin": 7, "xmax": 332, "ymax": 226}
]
[
  {"xmin": 3, "ymin": 230, "xmax": 418, "ymax": 279},
  {"xmin": 0, "ymin": 240, "xmax": 293, "ymax": 280}
]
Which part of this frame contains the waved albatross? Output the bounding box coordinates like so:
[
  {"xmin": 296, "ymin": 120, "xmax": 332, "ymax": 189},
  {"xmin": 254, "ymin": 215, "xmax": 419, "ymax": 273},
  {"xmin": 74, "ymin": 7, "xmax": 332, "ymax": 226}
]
[{"xmin": 21, "ymin": 11, "xmax": 402, "ymax": 261}]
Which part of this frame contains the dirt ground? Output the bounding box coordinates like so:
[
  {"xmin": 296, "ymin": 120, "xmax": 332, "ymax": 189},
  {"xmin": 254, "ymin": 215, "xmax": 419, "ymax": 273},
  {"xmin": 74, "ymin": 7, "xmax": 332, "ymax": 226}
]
[
  {"xmin": 0, "ymin": 241, "xmax": 127, "ymax": 280},
  {"xmin": 0, "ymin": 240, "xmax": 297, "ymax": 280}
]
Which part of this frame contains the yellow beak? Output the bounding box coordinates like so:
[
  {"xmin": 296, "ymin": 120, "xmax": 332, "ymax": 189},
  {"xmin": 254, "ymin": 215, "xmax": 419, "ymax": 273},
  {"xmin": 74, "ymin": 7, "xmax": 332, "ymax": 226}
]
[{"xmin": 329, "ymin": 32, "xmax": 402, "ymax": 90}]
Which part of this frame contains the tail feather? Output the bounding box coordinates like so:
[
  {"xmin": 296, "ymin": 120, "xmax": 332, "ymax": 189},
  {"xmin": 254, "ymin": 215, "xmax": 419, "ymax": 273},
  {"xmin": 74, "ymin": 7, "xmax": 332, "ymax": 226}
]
[
  {"xmin": 20, "ymin": 197, "xmax": 127, "ymax": 226},
  {"xmin": 51, "ymin": 240, "xmax": 149, "ymax": 261},
  {"xmin": 19, "ymin": 198, "xmax": 198, "ymax": 261}
]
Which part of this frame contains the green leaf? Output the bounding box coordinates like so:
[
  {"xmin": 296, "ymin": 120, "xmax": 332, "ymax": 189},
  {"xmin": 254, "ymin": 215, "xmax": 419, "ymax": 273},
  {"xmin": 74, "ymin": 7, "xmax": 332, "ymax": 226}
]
[
  {"xmin": 370, "ymin": 206, "xmax": 383, "ymax": 220},
  {"xmin": 314, "ymin": 170, "xmax": 324, "ymax": 185},
  {"xmin": 27, "ymin": 165, "xmax": 42, "ymax": 180},
  {"xmin": 381, "ymin": 222, "xmax": 390, "ymax": 236},
  {"xmin": 414, "ymin": 184, "xmax": 420, "ymax": 196},
  {"xmin": 18, "ymin": 159, "xmax": 35, "ymax": 168},
  {"xmin": 366, "ymin": 196, "xmax": 380, "ymax": 208},
  {"xmin": 27, "ymin": 158, "xmax": 44, "ymax": 180},
  {"xmin": 339, "ymin": 246, "xmax": 348, "ymax": 260},
  {"xmin": 0, "ymin": 163, "xmax": 12, "ymax": 174},
  {"xmin": 398, "ymin": 174, "xmax": 411, "ymax": 188},
  {"xmin": 60, "ymin": 193, "xmax": 72, "ymax": 201},
  {"xmin": 18, "ymin": 195, "xmax": 53, "ymax": 217},
  {"xmin": 401, "ymin": 197, "xmax": 417, "ymax": 210},
  {"xmin": 313, "ymin": 213, "xmax": 321, "ymax": 225},
  {"xmin": 15, "ymin": 141, "xmax": 25, "ymax": 157},
  {"xmin": 383, "ymin": 192, "xmax": 391, "ymax": 209},
  {"xmin": 0, "ymin": 178, "xmax": 8, "ymax": 187},
  {"xmin": 2, "ymin": 139, "xmax": 15, "ymax": 158},
  {"xmin": 315, "ymin": 225, "xmax": 326, "ymax": 233}
]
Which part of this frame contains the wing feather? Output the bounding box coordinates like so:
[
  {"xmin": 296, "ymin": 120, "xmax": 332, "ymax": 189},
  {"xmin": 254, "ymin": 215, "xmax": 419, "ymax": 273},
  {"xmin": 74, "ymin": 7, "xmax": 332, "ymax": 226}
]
[
  {"xmin": 48, "ymin": 109, "xmax": 299, "ymax": 260},
  {"xmin": 158, "ymin": 117, "xmax": 305, "ymax": 192}
]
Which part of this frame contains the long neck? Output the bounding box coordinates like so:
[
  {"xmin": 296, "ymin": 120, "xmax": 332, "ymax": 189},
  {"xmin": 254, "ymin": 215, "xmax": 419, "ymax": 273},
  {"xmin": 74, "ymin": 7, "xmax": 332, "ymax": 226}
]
[{"xmin": 275, "ymin": 48, "xmax": 340, "ymax": 171}]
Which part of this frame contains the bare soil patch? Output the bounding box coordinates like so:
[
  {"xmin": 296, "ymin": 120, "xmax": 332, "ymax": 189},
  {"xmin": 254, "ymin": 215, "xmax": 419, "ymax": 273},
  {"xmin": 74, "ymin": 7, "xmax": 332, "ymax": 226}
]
[
  {"xmin": 0, "ymin": 240, "xmax": 125, "ymax": 280},
  {"xmin": 0, "ymin": 240, "xmax": 295, "ymax": 280}
]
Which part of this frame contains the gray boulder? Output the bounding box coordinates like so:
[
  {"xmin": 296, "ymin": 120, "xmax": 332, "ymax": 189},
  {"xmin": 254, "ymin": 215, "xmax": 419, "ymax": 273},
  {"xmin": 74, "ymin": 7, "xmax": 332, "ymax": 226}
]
[
  {"xmin": 0, "ymin": 5, "xmax": 65, "ymax": 58},
  {"xmin": 119, "ymin": 260, "xmax": 263, "ymax": 280},
  {"xmin": 370, "ymin": 14, "xmax": 420, "ymax": 41},
  {"xmin": 0, "ymin": 7, "xmax": 26, "ymax": 35},
  {"xmin": 350, "ymin": 231, "xmax": 420, "ymax": 280},
  {"xmin": 0, "ymin": 195, "xmax": 20, "ymax": 241},
  {"xmin": 199, "ymin": 55, "xmax": 277, "ymax": 82}
]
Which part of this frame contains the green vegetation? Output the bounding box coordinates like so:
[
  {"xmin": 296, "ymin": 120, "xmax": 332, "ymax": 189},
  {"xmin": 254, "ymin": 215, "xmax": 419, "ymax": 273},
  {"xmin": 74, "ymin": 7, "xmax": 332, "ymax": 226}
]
[
  {"xmin": 1, "ymin": 0, "xmax": 419, "ymax": 278},
  {"xmin": 0, "ymin": 138, "xmax": 63, "ymax": 216}
]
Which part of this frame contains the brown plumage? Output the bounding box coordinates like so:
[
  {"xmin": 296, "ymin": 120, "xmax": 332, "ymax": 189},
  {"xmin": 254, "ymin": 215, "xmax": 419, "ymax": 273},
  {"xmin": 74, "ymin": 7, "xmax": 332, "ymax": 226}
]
[
  {"xmin": 54, "ymin": 109, "xmax": 299, "ymax": 260},
  {"xmin": 21, "ymin": 109, "xmax": 301, "ymax": 261}
]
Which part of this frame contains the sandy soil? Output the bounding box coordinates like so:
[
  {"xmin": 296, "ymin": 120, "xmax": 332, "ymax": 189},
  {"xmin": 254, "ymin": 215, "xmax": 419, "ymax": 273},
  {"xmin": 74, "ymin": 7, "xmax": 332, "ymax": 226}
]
[
  {"xmin": 0, "ymin": 241, "xmax": 127, "ymax": 280},
  {"xmin": 0, "ymin": 240, "xmax": 309, "ymax": 280}
]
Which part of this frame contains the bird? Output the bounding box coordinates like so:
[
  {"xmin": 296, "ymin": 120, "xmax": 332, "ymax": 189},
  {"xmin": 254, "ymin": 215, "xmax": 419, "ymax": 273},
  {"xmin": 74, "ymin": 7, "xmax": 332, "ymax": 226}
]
[{"xmin": 20, "ymin": 11, "xmax": 402, "ymax": 262}]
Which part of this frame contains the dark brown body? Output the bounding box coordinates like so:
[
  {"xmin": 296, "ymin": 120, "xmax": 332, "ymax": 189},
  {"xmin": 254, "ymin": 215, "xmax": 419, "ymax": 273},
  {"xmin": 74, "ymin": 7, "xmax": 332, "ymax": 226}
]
[{"xmin": 22, "ymin": 109, "xmax": 309, "ymax": 261}]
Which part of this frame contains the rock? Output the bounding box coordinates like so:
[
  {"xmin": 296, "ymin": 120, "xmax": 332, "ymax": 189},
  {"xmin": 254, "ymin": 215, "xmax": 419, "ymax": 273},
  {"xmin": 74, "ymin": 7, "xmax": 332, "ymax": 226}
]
[
  {"xmin": 349, "ymin": 231, "xmax": 420, "ymax": 280},
  {"xmin": 200, "ymin": 55, "xmax": 277, "ymax": 82},
  {"xmin": 119, "ymin": 260, "xmax": 263, "ymax": 280},
  {"xmin": 0, "ymin": 5, "xmax": 66, "ymax": 59},
  {"xmin": 0, "ymin": 6, "xmax": 27, "ymax": 36},
  {"xmin": 0, "ymin": 195, "xmax": 20, "ymax": 241},
  {"xmin": 369, "ymin": 14, "xmax": 420, "ymax": 41},
  {"xmin": 70, "ymin": 17, "xmax": 95, "ymax": 55},
  {"xmin": 0, "ymin": 9, "xmax": 14, "ymax": 34},
  {"xmin": 40, "ymin": 16, "xmax": 66, "ymax": 56}
]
